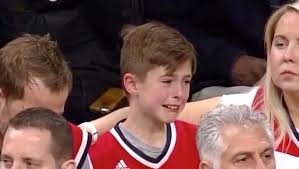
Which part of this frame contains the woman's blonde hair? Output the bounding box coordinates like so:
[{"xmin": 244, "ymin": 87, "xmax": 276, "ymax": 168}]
[{"xmin": 263, "ymin": 1, "xmax": 299, "ymax": 148}]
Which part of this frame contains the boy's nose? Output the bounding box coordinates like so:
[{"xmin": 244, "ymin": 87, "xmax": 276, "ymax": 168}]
[{"xmin": 173, "ymin": 84, "xmax": 184, "ymax": 99}]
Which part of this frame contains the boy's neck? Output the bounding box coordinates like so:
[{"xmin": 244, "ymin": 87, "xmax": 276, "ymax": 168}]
[{"xmin": 122, "ymin": 107, "xmax": 168, "ymax": 147}]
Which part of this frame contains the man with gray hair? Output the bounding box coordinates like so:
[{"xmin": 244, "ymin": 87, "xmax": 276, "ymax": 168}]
[{"xmin": 196, "ymin": 105, "xmax": 298, "ymax": 169}]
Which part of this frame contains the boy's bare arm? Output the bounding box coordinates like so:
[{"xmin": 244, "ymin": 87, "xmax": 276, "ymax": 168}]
[
  {"xmin": 79, "ymin": 107, "xmax": 128, "ymax": 142},
  {"xmin": 94, "ymin": 107, "xmax": 128, "ymax": 134},
  {"xmin": 177, "ymin": 97, "xmax": 220, "ymax": 125},
  {"xmin": 80, "ymin": 97, "xmax": 220, "ymax": 142}
]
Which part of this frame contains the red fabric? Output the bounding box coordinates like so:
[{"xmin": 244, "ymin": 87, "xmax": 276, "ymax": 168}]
[
  {"xmin": 89, "ymin": 120, "xmax": 200, "ymax": 169},
  {"xmin": 252, "ymin": 87, "xmax": 299, "ymax": 157},
  {"xmin": 69, "ymin": 123, "xmax": 83, "ymax": 158}
]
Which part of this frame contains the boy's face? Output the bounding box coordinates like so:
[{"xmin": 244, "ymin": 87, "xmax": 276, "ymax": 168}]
[{"xmin": 134, "ymin": 61, "xmax": 192, "ymax": 123}]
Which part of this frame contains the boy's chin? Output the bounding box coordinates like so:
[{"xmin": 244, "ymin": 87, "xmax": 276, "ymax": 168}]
[{"xmin": 161, "ymin": 115, "xmax": 179, "ymax": 123}]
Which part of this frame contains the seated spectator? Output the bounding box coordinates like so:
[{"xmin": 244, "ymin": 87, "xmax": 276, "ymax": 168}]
[
  {"xmin": 180, "ymin": 1, "xmax": 299, "ymax": 157},
  {"xmin": 197, "ymin": 105, "xmax": 298, "ymax": 169},
  {"xmin": 90, "ymin": 21, "xmax": 199, "ymax": 168},
  {"xmin": 0, "ymin": 33, "xmax": 129, "ymax": 168},
  {"xmin": 0, "ymin": 107, "xmax": 75, "ymax": 169},
  {"xmin": 0, "ymin": 33, "xmax": 71, "ymax": 144}
]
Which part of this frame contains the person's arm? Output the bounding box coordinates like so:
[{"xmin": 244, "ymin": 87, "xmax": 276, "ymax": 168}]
[
  {"xmin": 177, "ymin": 97, "xmax": 221, "ymax": 125},
  {"xmin": 84, "ymin": 87, "xmax": 257, "ymax": 140},
  {"xmin": 178, "ymin": 87, "xmax": 259, "ymax": 125},
  {"xmin": 79, "ymin": 107, "xmax": 128, "ymax": 142},
  {"xmin": 92, "ymin": 107, "xmax": 128, "ymax": 135},
  {"xmin": 80, "ymin": 97, "xmax": 220, "ymax": 140}
]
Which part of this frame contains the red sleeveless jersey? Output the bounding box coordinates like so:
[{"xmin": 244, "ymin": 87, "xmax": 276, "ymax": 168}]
[{"xmin": 88, "ymin": 120, "xmax": 200, "ymax": 169}]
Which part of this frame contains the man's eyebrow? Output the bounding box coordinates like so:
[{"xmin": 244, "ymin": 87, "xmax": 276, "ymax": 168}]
[
  {"xmin": 232, "ymin": 151, "xmax": 252, "ymax": 158},
  {"xmin": 231, "ymin": 146, "xmax": 274, "ymax": 159},
  {"xmin": 261, "ymin": 147, "xmax": 274, "ymax": 154},
  {"xmin": 1, "ymin": 154, "xmax": 12, "ymax": 160},
  {"xmin": 229, "ymin": 150, "xmax": 255, "ymax": 161}
]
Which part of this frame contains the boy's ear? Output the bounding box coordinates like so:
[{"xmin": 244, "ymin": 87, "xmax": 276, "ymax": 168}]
[{"xmin": 123, "ymin": 73, "xmax": 139, "ymax": 95}]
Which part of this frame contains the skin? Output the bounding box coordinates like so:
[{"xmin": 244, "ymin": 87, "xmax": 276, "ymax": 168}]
[
  {"xmin": 90, "ymin": 94, "xmax": 220, "ymax": 136},
  {"xmin": 0, "ymin": 78, "xmax": 69, "ymax": 118},
  {"xmin": 270, "ymin": 10, "xmax": 299, "ymax": 93},
  {"xmin": 90, "ymin": 7, "xmax": 299, "ymax": 137},
  {"xmin": 200, "ymin": 125, "xmax": 275, "ymax": 169},
  {"xmin": 0, "ymin": 78, "xmax": 69, "ymax": 149},
  {"xmin": 0, "ymin": 127, "xmax": 75, "ymax": 169},
  {"xmin": 269, "ymin": 10, "xmax": 299, "ymax": 127},
  {"xmin": 121, "ymin": 61, "xmax": 192, "ymax": 147}
]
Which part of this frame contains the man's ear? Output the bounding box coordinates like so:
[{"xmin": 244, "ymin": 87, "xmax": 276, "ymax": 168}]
[
  {"xmin": 0, "ymin": 88, "xmax": 7, "ymax": 119},
  {"xmin": 123, "ymin": 73, "xmax": 139, "ymax": 95},
  {"xmin": 199, "ymin": 160, "xmax": 213, "ymax": 169},
  {"xmin": 61, "ymin": 159, "xmax": 76, "ymax": 169},
  {"xmin": 0, "ymin": 88, "xmax": 4, "ymax": 97},
  {"xmin": 0, "ymin": 88, "xmax": 5, "ymax": 102}
]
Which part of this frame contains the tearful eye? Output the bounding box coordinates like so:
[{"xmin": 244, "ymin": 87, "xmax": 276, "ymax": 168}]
[
  {"xmin": 184, "ymin": 80, "xmax": 191, "ymax": 84},
  {"xmin": 27, "ymin": 162, "xmax": 33, "ymax": 166},
  {"xmin": 162, "ymin": 80, "xmax": 172, "ymax": 84}
]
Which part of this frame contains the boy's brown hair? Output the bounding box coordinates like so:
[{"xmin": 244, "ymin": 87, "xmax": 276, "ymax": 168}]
[
  {"xmin": 0, "ymin": 34, "xmax": 72, "ymax": 100},
  {"xmin": 120, "ymin": 22, "xmax": 197, "ymax": 81}
]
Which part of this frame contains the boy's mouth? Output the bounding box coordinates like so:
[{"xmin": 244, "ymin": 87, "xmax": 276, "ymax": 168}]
[{"xmin": 162, "ymin": 105, "xmax": 180, "ymax": 111}]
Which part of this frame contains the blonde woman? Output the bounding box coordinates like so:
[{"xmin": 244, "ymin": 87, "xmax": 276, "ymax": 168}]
[{"xmin": 185, "ymin": 1, "xmax": 299, "ymax": 157}]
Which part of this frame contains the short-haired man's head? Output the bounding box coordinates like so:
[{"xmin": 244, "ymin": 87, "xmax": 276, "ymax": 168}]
[
  {"xmin": 196, "ymin": 105, "xmax": 273, "ymax": 169},
  {"xmin": 7, "ymin": 107, "xmax": 73, "ymax": 166},
  {"xmin": 0, "ymin": 34, "xmax": 72, "ymax": 100},
  {"xmin": 120, "ymin": 22, "xmax": 197, "ymax": 82}
]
